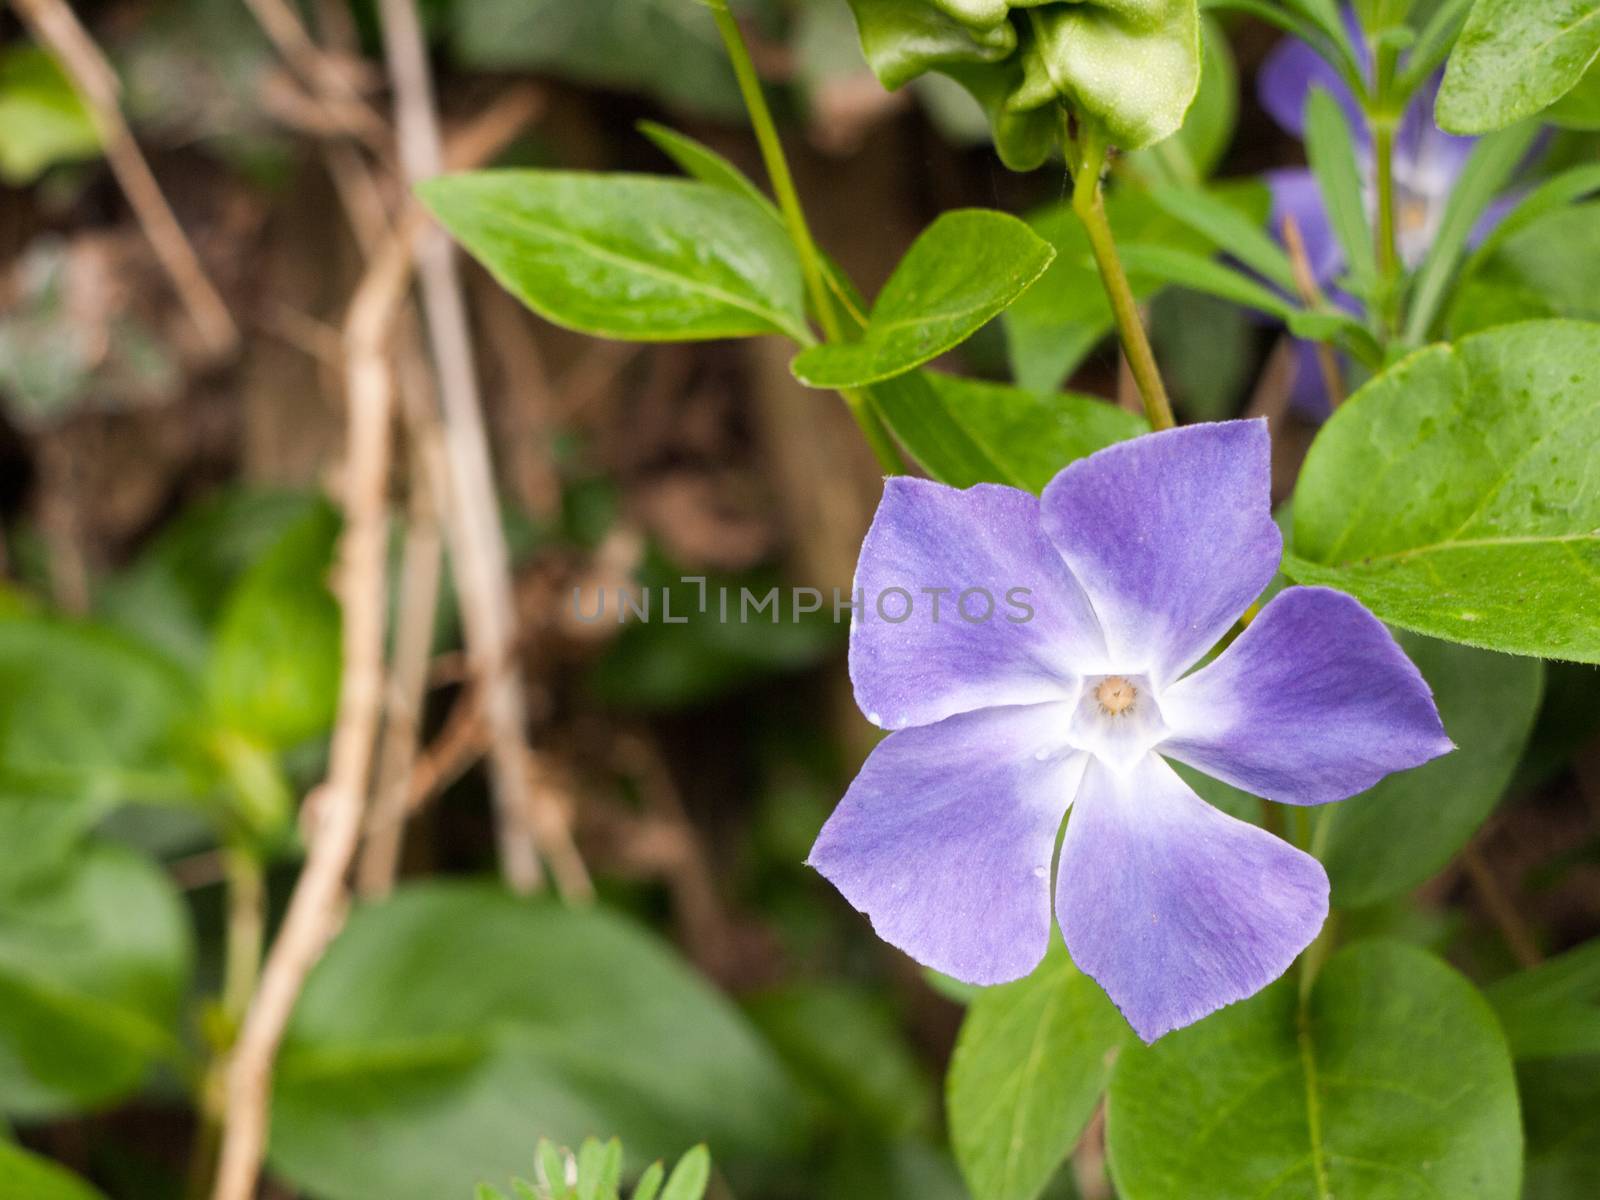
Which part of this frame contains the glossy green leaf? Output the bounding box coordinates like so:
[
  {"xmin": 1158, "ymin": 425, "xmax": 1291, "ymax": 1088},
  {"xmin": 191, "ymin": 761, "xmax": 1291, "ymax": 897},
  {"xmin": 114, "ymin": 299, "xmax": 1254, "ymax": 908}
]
[
  {"xmin": 947, "ymin": 943, "xmax": 1126, "ymax": 1200},
  {"xmin": 1107, "ymin": 941, "xmax": 1522, "ymax": 1200},
  {"xmin": 206, "ymin": 502, "xmax": 340, "ymax": 748},
  {"xmin": 1127, "ymin": 17, "xmax": 1239, "ymax": 185},
  {"xmin": 1021, "ymin": 1, "xmax": 1203, "ymax": 150},
  {"xmin": 791, "ymin": 210, "xmax": 1053, "ymax": 389},
  {"xmin": 0, "ymin": 844, "xmax": 190, "ymax": 1116},
  {"xmin": 869, "ymin": 370, "xmax": 1147, "ymax": 491},
  {"xmin": 1488, "ymin": 941, "xmax": 1600, "ymax": 1061},
  {"xmin": 0, "ymin": 1141, "xmax": 108, "ymax": 1199},
  {"xmin": 1438, "ymin": 0, "xmax": 1600, "ymax": 133},
  {"xmin": 419, "ymin": 172, "xmax": 810, "ymax": 344},
  {"xmin": 1287, "ymin": 321, "xmax": 1600, "ymax": 662},
  {"xmin": 1547, "ymin": 55, "xmax": 1600, "ymax": 126},
  {"xmin": 636, "ymin": 122, "xmax": 776, "ymax": 220},
  {"xmin": 270, "ymin": 885, "xmax": 806, "ymax": 1200},
  {"xmin": 1318, "ymin": 634, "xmax": 1543, "ymax": 907}
]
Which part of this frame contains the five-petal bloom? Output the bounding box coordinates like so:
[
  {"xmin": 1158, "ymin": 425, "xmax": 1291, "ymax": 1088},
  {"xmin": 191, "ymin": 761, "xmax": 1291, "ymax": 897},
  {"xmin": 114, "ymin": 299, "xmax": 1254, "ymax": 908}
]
[{"xmin": 808, "ymin": 420, "xmax": 1452, "ymax": 1042}]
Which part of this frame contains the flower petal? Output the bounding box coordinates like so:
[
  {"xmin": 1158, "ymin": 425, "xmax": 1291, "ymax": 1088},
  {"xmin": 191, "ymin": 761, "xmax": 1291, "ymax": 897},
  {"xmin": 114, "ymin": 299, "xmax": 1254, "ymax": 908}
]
[
  {"xmin": 850, "ymin": 477, "xmax": 1107, "ymax": 731},
  {"xmin": 1160, "ymin": 586, "xmax": 1453, "ymax": 805},
  {"xmin": 1056, "ymin": 754, "xmax": 1329, "ymax": 1043},
  {"xmin": 1257, "ymin": 34, "xmax": 1366, "ymax": 144},
  {"xmin": 1266, "ymin": 167, "xmax": 1344, "ymax": 288},
  {"xmin": 1038, "ymin": 420, "xmax": 1282, "ymax": 685},
  {"xmin": 809, "ymin": 702, "xmax": 1083, "ymax": 986}
]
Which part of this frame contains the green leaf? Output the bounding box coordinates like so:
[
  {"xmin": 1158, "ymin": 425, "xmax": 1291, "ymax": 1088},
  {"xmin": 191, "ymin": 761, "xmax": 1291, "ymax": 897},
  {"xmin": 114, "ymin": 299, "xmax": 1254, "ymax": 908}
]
[
  {"xmin": 1450, "ymin": 201, "xmax": 1600, "ymax": 338},
  {"xmin": 0, "ymin": 46, "xmax": 100, "ymax": 186},
  {"xmin": 658, "ymin": 1146, "xmax": 711, "ymax": 1200},
  {"xmin": 0, "ymin": 1141, "xmax": 109, "ymax": 1199},
  {"xmin": 1286, "ymin": 321, "xmax": 1600, "ymax": 662},
  {"xmin": 1304, "ymin": 87, "xmax": 1377, "ymax": 296},
  {"xmin": 1461, "ymin": 163, "xmax": 1600, "ymax": 278},
  {"xmin": 947, "ymin": 942, "xmax": 1126, "ymax": 1200},
  {"xmin": 868, "ymin": 370, "xmax": 1147, "ymax": 492},
  {"xmin": 205, "ymin": 502, "xmax": 340, "ymax": 748},
  {"xmin": 1395, "ymin": 0, "xmax": 1475, "ymax": 96},
  {"xmin": 1318, "ymin": 634, "xmax": 1543, "ymax": 908},
  {"xmin": 0, "ymin": 844, "xmax": 190, "ymax": 1116},
  {"xmin": 1548, "ymin": 55, "xmax": 1600, "ymax": 126},
  {"xmin": 1022, "ymin": 1, "xmax": 1203, "ymax": 151},
  {"xmin": 446, "ymin": 0, "xmax": 771, "ymax": 121},
  {"xmin": 1107, "ymin": 941, "xmax": 1522, "ymax": 1200},
  {"xmin": 418, "ymin": 171, "xmax": 810, "ymax": 343},
  {"xmin": 790, "ymin": 210, "xmax": 1053, "ymax": 389},
  {"xmin": 1404, "ymin": 122, "xmax": 1541, "ymax": 344},
  {"xmin": 1115, "ymin": 242, "xmax": 1299, "ymax": 319},
  {"xmin": 0, "ymin": 615, "xmax": 209, "ymax": 818},
  {"xmin": 270, "ymin": 885, "xmax": 806, "ymax": 1200},
  {"xmin": 746, "ymin": 983, "xmax": 933, "ymax": 1138},
  {"xmin": 1148, "ymin": 185, "xmax": 1297, "ymax": 293},
  {"xmin": 636, "ymin": 122, "xmax": 777, "ymax": 220},
  {"xmin": 1488, "ymin": 941, "xmax": 1600, "ymax": 1061},
  {"xmin": 1519, "ymin": 1055, "xmax": 1600, "ymax": 1198},
  {"xmin": 1437, "ymin": 0, "xmax": 1600, "ymax": 133},
  {"xmin": 1126, "ymin": 17, "xmax": 1239, "ymax": 185}
]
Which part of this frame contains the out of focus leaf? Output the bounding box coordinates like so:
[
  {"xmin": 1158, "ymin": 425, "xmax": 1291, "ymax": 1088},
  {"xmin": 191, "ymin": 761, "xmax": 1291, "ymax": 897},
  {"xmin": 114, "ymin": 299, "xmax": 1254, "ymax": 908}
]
[
  {"xmin": 0, "ymin": 46, "xmax": 100, "ymax": 185},
  {"xmin": 1126, "ymin": 17, "xmax": 1238, "ymax": 185},
  {"xmin": 1107, "ymin": 941, "xmax": 1521, "ymax": 1200},
  {"xmin": 746, "ymin": 982, "xmax": 933, "ymax": 1137},
  {"xmin": 98, "ymin": 488, "xmax": 323, "ymax": 673},
  {"xmin": 1547, "ymin": 56, "xmax": 1600, "ymax": 127},
  {"xmin": 1319, "ymin": 634, "xmax": 1543, "ymax": 907},
  {"xmin": 205, "ymin": 502, "xmax": 340, "ymax": 749},
  {"xmin": 270, "ymin": 885, "xmax": 806, "ymax": 1200},
  {"xmin": 869, "ymin": 371, "xmax": 1146, "ymax": 493},
  {"xmin": 947, "ymin": 942, "xmax": 1126, "ymax": 1200},
  {"xmin": 1518, "ymin": 1055, "xmax": 1600, "ymax": 1199},
  {"xmin": 1437, "ymin": 0, "xmax": 1600, "ymax": 133},
  {"xmin": 1287, "ymin": 321, "xmax": 1600, "ymax": 662},
  {"xmin": 1448, "ymin": 203, "xmax": 1600, "ymax": 337},
  {"xmin": 448, "ymin": 0, "xmax": 772, "ymax": 120},
  {"xmin": 419, "ymin": 172, "xmax": 810, "ymax": 343},
  {"xmin": 1489, "ymin": 941, "xmax": 1600, "ymax": 1061},
  {"xmin": 791, "ymin": 210, "xmax": 1054, "ymax": 389},
  {"xmin": 0, "ymin": 844, "xmax": 190, "ymax": 1116},
  {"xmin": 0, "ymin": 1141, "xmax": 109, "ymax": 1199}
]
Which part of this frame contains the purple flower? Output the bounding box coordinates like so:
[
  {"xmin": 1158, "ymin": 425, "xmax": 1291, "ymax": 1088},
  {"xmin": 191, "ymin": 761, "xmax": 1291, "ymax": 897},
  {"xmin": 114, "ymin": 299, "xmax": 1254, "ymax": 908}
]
[
  {"xmin": 808, "ymin": 422, "xmax": 1451, "ymax": 1042},
  {"xmin": 1258, "ymin": 14, "xmax": 1517, "ymax": 411}
]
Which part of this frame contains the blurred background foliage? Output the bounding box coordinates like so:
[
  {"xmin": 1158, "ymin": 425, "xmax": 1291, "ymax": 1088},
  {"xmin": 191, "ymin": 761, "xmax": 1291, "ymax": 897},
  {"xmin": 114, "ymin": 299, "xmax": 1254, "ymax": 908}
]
[{"xmin": 0, "ymin": 0, "xmax": 1598, "ymax": 1198}]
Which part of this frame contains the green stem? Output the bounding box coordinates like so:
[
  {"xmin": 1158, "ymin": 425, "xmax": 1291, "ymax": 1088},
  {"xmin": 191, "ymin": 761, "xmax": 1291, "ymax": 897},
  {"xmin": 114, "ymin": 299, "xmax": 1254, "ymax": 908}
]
[
  {"xmin": 1070, "ymin": 125, "xmax": 1175, "ymax": 431},
  {"xmin": 707, "ymin": 0, "xmax": 904, "ymax": 474},
  {"xmin": 1373, "ymin": 115, "xmax": 1399, "ymax": 282},
  {"xmin": 187, "ymin": 847, "xmax": 266, "ymax": 1200}
]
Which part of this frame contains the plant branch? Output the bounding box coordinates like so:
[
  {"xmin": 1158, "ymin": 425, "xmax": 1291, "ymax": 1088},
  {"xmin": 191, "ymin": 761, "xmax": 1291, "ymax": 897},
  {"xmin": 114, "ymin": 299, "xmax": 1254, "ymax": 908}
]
[
  {"xmin": 12, "ymin": 0, "xmax": 238, "ymax": 359},
  {"xmin": 1070, "ymin": 124, "xmax": 1175, "ymax": 431},
  {"xmin": 1281, "ymin": 215, "xmax": 1347, "ymax": 408},
  {"xmin": 377, "ymin": 0, "xmax": 553, "ymax": 895}
]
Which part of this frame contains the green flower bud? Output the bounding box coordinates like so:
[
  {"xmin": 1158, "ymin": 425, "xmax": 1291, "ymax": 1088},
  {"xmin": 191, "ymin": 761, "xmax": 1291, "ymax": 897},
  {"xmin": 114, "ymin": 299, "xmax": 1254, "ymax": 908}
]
[{"xmin": 847, "ymin": 0, "xmax": 1201, "ymax": 168}]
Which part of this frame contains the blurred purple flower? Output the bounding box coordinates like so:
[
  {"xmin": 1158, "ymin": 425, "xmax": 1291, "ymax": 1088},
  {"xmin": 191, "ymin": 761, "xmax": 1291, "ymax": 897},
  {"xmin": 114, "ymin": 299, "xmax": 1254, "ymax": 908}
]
[
  {"xmin": 808, "ymin": 422, "xmax": 1451, "ymax": 1042},
  {"xmin": 1259, "ymin": 14, "xmax": 1516, "ymax": 410}
]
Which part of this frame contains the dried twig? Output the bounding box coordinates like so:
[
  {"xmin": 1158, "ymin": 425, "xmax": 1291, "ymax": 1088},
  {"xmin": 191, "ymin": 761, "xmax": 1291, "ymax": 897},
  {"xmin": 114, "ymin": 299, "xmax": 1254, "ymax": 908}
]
[
  {"xmin": 12, "ymin": 0, "xmax": 238, "ymax": 359},
  {"xmin": 210, "ymin": 209, "xmax": 413, "ymax": 1200},
  {"xmin": 1280, "ymin": 215, "xmax": 1346, "ymax": 408},
  {"xmin": 377, "ymin": 0, "xmax": 556, "ymax": 895}
]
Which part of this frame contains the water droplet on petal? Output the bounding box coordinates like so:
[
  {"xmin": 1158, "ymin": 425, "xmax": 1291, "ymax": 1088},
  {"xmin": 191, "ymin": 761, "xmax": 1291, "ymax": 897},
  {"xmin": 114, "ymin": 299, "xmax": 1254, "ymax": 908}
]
[
  {"xmin": 1033, "ymin": 866, "xmax": 1047, "ymax": 878},
  {"xmin": 866, "ymin": 711, "xmax": 882, "ymax": 726}
]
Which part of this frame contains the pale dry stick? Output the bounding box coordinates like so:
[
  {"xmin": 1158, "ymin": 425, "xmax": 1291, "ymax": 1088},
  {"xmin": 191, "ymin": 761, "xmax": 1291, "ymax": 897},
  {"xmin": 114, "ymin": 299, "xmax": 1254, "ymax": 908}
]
[
  {"xmin": 378, "ymin": 0, "xmax": 553, "ymax": 895},
  {"xmin": 209, "ymin": 211, "xmax": 417, "ymax": 1200},
  {"xmin": 12, "ymin": 0, "xmax": 237, "ymax": 358},
  {"xmin": 1280, "ymin": 214, "xmax": 1347, "ymax": 409},
  {"xmin": 243, "ymin": 0, "xmax": 383, "ymax": 130}
]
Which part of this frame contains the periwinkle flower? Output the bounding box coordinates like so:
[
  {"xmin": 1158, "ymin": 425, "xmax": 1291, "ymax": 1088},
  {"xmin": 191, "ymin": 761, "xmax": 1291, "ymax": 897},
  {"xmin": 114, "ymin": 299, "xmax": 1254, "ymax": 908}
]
[
  {"xmin": 845, "ymin": 0, "xmax": 1202, "ymax": 168},
  {"xmin": 808, "ymin": 422, "xmax": 1451, "ymax": 1042}
]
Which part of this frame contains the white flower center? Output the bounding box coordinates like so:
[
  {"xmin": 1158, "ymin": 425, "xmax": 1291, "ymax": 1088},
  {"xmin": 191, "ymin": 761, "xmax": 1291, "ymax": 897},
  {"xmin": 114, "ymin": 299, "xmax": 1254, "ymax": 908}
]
[{"xmin": 1068, "ymin": 672, "xmax": 1169, "ymax": 771}]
